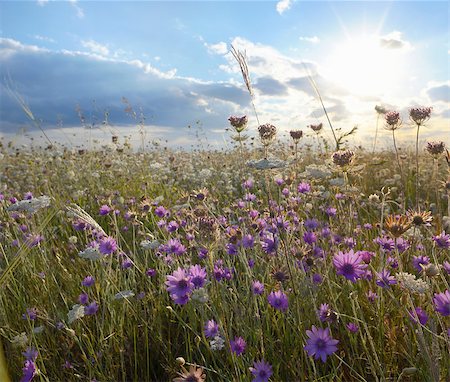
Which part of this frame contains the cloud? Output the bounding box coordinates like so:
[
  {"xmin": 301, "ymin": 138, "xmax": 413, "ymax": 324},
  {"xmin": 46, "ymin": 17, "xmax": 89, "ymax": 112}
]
[
  {"xmin": 425, "ymin": 81, "xmax": 450, "ymax": 103},
  {"xmin": 205, "ymin": 41, "xmax": 228, "ymax": 55},
  {"xmin": 69, "ymin": 0, "xmax": 84, "ymax": 18},
  {"xmin": 37, "ymin": 0, "xmax": 49, "ymax": 6},
  {"xmin": 254, "ymin": 76, "xmax": 288, "ymax": 96},
  {"xmin": 34, "ymin": 35, "xmax": 56, "ymax": 43},
  {"xmin": 0, "ymin": 38, "xmax": 249, "ymax": 141},
  {"xmin": 379, "ymin": 31, "xmax": 412, "ymax": 51},
  {"xmin": 276, "ymin": 0, "xmax": 291, "ymax": 15},
  {"xmin": 81, "ymin": 40, "xmax": 109, "ymax": 56},
  {"xmin": 299, "ymin": 36, "xmax": 320, "ymax": 44}
]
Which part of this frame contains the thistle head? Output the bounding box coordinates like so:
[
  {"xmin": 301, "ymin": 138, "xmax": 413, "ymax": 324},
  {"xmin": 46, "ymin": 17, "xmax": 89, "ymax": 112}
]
[
  {"xmin": 289, "ymin": 130, "xmax": 303, "ymax": 143},
  {"xmin": 384, "ymin": 111, "xmax": 401, "ymax": 130},
  {"xmin": 426, "ymin": 141, "xmax": 445, "ymax": 157},
  {"xmin": 409, "ymin": 107, "xmax": 432, "ymax": 125},
  {"xmin": 258, "ymin": 123, "xmax": 277, "ymax": 146},
  {"xmin": 309, "ymin": 123, "xmax": 323, "ymax": 133}
]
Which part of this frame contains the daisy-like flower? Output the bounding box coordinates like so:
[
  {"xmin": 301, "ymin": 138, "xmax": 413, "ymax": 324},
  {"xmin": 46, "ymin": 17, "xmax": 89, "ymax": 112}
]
[
  {"xmin": 432, "ymin": 232, "xmax": 450, "ymax": 249},
  {"xmin": 189, "ymin": 265, "xmax": 207, "ymax": 289},
  {"xmin": 408, "ymin": 307, "xmax": 428, "ymax": 325},
  {"xmin": 173, "ymin": 364, "xmax": 206, "ymax": 382},
  {"xmin": 98, "ymin": 236, "xmax": 117, "ymax": 255},
  {"xmin": 165, "ymin": 268, "xmax": 193, "ymax": 305},
  {"xmin": 204, "ymin": 319, "xmax": 219, "ymax": 339},
  {"xmin": 384, "ymin": 215, "xmax": 411, "ymax": 238},
  {"xmin": 230, "ymin": 336, "xmax": 246, "ymax": 356},
  {"xmin": 376, "ymin": 269, "xmax": 397, "ymax": 288},
  {"xmin": 267, "ymin": 290, "xmax": 289, "ymax": 312},
  {"xmin": 250, "ymin": 360, "xmax": 273, "ymax": 382},
  {"xmin": 332, "ymin": 250, "xmax": 367, "ymax": 282},
  {"xmin": 304, "ymin": 326, "xmax": 339, "ymax": 362},
  {"xmin": 433, "ymin": 290, "xmax": 450, "ymax": 316},
  {"xmin": 407, "ymin": 209, "xmax": 432, "ymax": 226}
]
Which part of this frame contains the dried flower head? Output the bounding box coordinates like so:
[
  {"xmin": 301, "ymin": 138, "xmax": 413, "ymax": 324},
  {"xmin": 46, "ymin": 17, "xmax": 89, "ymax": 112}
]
[
  {"xmin": 409, "ymin": 107, "xmax": 432, "ymax": 125},
  {"xmin": 228, "ymin": 115, "xmax": 248, "ymax": 133},
  {"xmin": 396, "ymin": 272, "xmax": 429, "ymax": 295},
  {"xmin": 289, "ymin": 130, "xmax": 303, "ymax": 142},
  {"xmin": 384, "ymin": 111, "xmax": 401, "ymax": 130},
  {"xmin": 258, "ymin": 123, "xmax": 277, "ymax": 145},
  {"xmin": 406, "ymin": 209, "xmax": 432, "ymax": 226},
  {"xmin": 332, "ymin": 150, "xmax": 355, "ymax": 167},
  {"xmin": 173, "ymin": 364, "xmax": 206, "ymax": 382},
  {"xmin": 426, "ymin": 141, "xmax": 445, "ymax": 156},
  {"xmin": 309, "ymin": 123, "xmax": 323, "ymax": 133},
  {"xmin": 375, "ymin": 105, "xmax": 387, "ymax": 115},
  {"xmin": 384, "ymin": 215, "xmax": 412, "ymax": 238}
]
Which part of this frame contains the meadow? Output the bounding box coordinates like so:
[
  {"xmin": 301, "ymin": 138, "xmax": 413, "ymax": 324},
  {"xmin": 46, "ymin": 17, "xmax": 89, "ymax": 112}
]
[{"xmin": 0, "ymin": 109, "xmax": 449, "ymax": 382}]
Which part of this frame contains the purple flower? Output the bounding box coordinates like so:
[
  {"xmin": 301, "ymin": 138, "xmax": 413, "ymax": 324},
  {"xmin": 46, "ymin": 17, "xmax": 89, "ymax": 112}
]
[
  {"xmin": 85, "ymin": 301, "xmax": 99, "ymax": 316},
  {"xmin": 333, "ymin": 250, "xmax": 367, "ymax": 282},
  {"xmin": 412, "ymin": 255, "xmax": 430, "ymax": 273},
  {"xmin": 22, "ymin": 308, "xmax": 37, "ymax": 321},
  {"xmin": 433, "ymin": 290, "xmax": 450, "ymax": 316},
  {"xmin": 304, "ymin": 326, "xmax": 339, "ymax": 362},
  {"xmin": 376, "ymin": 269, "xmax": 397, "ymax": 288},
  {"xmin": 243, "ymin": 178, "xmax": 254, "ymax": 189},
  {"xmin": 165, "ymin": 238, "xmax": 186, "ymax": 256},
  {"xmin": 98, "ymin": 236, "xmax": 117, "ymax": 255},
  {"xmin": 346, "ymin": 323, "xmax": 359, "ymax": 333},
  {"xmin": 22, "ymin": 347, "xmax": 38, "ymax": 361},
  {"xmin": 304, "ymin": 218, "xmax": 319, "ymax": 231},
  {"xmin": 357, "ymin": 250, "xmax": 376, "ymax": 264},
  {"xmin": 374, "ymin": 236, "xmax": 395, "ymax": 252},
  {"xmin": 189, "ymin": 265, "xmax": 207, "ymax": 288},
  {"xmin": 303, "ymin": 231, "xmax": 317, "ymax": 245},
  {"xmin": 166, "ymin": 221, "xmax": 179, "ymax": 232},
  {"xmin": 99, "ymin": 205, "xmax": 111, "ymax": 216},
  {"xmin": 204, "ymin": 319, "xmax": 219, "ymax": 338},
  {"xmin": 146, "ymin": 268, "xmax": 156, "ymax": 277},
  {"xmin": 367, "ymin": 290, "xmax": 378, "ymax": 303},
  {"xmin": 318, "ymin": 304, "xmax": 336, "ymax": 323},
  {"xmin": 250, "ymin": 360, "xmax": 273, "ymax": 382},
  {"xmin": 82, "ymin": 276, "xmax": 95, "ymax": 287},
  {"xmin": 252, "ymin": 280, "xmax": 265, "ymax": 295},
  {"xmin": 242, "ymin": 234, "xmax": 255, "ymax": 249},
  {"xmin": 21, "ymin": 360, "xmax": 36, "ymax": 382},
  {"xmin": 268, "ymin": 290, "xmax": 288, "ymax": 312},
  {"xmin": 297, "ymin": 182, "xmax": 311, "ymax": 194},
  {"xmin": 408, "ymin": 307, "xmax": 428, "ymax": 325},
  {"xmin": 226, "ymin": 243, "xmax": 238, "ymax": 255},
  {"xmin": 261, "ymin": 233, "xmax": 277, "ymax": 255},
  {"xmin": 432, "ymin": 232, "xmax": 450, "ymax": 249},
  {"xmin": 154, "ymin": 206, "xmax": 168, "ymax": 218},
  {"xmin": 78, "ymin": 292, "xmax": 89, "ymax": 305},
  {"xmin": 443, "ymin": 261, "xmax": 450, "ymax": 275},
  {"xmin": 24, "ymin": 192, "xmax": 33, "ymax": 200},
  {"xmin": 312, "ymin": 273, "xmax": 323, "ymax": 284},
  {"xmin": 165, "ymin": 268, "xmax": 193, "ymax": 305},
  {"xmin": 230, "ymin": 336, "xmax": 246, "ymax": 356},
  {"xmin": 122, "ymin": 258, "xmax": 133, "ymax": 269}
]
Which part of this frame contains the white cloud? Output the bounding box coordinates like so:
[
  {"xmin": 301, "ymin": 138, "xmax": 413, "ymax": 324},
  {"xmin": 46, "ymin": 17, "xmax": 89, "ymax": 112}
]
[
  {"xmin": 81, "ymin": 40, "xmax": 109, "ymax": 56},
  {"xmin": 34, "ymin": 35, "xmax": 56, "ymax": 43},
  {"xmin": 299, "ymin": 36, "xmax": 320, "ymax": 44},
  {"xmin": 0, "ymin": 38, "xmax": 49, "ymax": 60},
  {"xmin": 379, "ymin": 31, "xmax": 412, "ymax": 51},
  {"xmin": 276, "ymin": 0, "xmax": 291, "ymax": 15},
  {"xmin": 37, "ymin": 0, "xmax": 49, "ymax": 6},
  {"xmin": 69, "ymin": 0, "xmax": 84, "ymax": 18},
  {"xmin": 205, "ymin": 42, "xmax": 228, "ymax": 55}
]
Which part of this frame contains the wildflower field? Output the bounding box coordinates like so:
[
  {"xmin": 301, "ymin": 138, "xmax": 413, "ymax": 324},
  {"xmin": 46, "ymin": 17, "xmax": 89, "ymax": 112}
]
[{"xmin": 0, "ymin": 106, "xmax": 449, "ymax": 382}]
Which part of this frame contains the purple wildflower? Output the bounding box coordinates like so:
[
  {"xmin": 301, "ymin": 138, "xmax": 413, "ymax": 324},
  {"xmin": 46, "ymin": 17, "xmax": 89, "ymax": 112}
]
[
  {"xmin": 82, "ymin": 276, "xmax": 95, "ymax": 287},
  {"xmin": 432, "ymin": 232, "xmax": 450, "ymax": 249},
  {"xmin": 304, "ymin": 326, "xmax": 339, "ymax": 362},
  {"xmin": 189, "ymin": 264, "xmax": 207, "ymax": 288},
  {"xmin": 230, "ymin": 336, "xmax": 246, "ymax": 356},
  {"xmin": 346, "ymin": 323, "xmax": 359, "ymax": 333},
  {"xmin": 242, "ymin": 234, "xmax": 255, "ymax": 249},
  {"xmin": 204, "ymin": 319, "xmax": 219, "ymax": 338},
  {"xmin": 303, "ymin": 231, "xmax": 317, "ymax": 245},
  {"xmin": 443, "ymin": 261, "xmax": 450, "ymax": 275},
  {"xmin": 85, "ymin": 302, "xmax": 99, "ymax": 316},
  {"xmin": 367, "ymin": 290, "xmax": 378, "ymax": 303},
  {"xmin": 98, "ymin": 236, "xmax": 117, "ymax": 255},
  {"xmin": 22, "ymin": 347, "xmax": 38, "ymax": 361},
  {"xmin": 22, "ymin": 308, "xmax": 37, "ymax": 321},
  {"xmin": 165, "ymin": 268, "xmax": 193, "ymax": 305},
  {"xmin": 78, "ymin": 292, "xmax": 89, "ymax": 305},
  {"xmin": 261, "ymin": 233, "xmax": 277, "ymax": 255},
  {"xmin": 252, "ymin": 280, "xmax": 265, "ymax": 295},
  {"xmin": 297, "ymin": 182, "xmax": 311, "ymax": 194},
  {"xmin": 408, "ymin": 307, "xmax": 428, "ymax": 325},
  {"xmin": 21, "ymin": 360, "xmax": 36, "ymax": 382},
  {"xmin": 318, "ymin": 304, "xmax": 337, "ymax": 323},
  {"xmin": 376, "ymin": 269, "xmax": 397, "ymax": 288},
  {"xmin": 154, "ymin": 206, "xmax": 168, "ymax": 218},
  {"xmin": 146, "ymin": 268, "xmax": 156, "ymax": 277},
  {"xmin": 433, "ymin": 290, "xmax": 450, "ymax": 316},
  {"xmin": 267, "ymin": 290, "xmax": 289, "ymax": 312},
  {"xmin": 250, "ymin": 360, "xmax": 273, "ymax": 382},
  {"xmin": 412, "ymin": 255, "xmax": 430, "ymax": 273},
  {"xmin": 165, "ymin": 238, "xmax": 186, "ymax": 256},
  {"xmin": 99, "ymin": 205, "xmax": 111, "ymax": 216},
  {"xmin": 312, "ymin": 273, "xmax": 323, "ymax": 284},
  {"xmin": 333, "ymin": 250, "xmax": 367, "ymax": 282},
  {"xmin": 122, "ymin": 258, "xmax": 133, "ymax": 269}
]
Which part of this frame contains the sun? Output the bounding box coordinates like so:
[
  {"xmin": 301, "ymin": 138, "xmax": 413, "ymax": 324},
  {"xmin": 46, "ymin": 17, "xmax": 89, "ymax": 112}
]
[{"xmin": 321, "ymin": 34, "xmax": 405, "ymax": 96}]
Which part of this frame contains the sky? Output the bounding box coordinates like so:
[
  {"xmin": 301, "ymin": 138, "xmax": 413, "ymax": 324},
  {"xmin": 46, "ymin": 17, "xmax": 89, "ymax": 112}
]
[{"xmin": 0, "ymin": 0, "xmax": 449, "ymax": 150}]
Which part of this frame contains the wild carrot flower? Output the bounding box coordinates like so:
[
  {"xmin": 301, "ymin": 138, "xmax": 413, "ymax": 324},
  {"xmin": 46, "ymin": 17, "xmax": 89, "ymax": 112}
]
[
  {"xmin": 426, "ymin": 141, "xmax": 445, "ymax": 156},
  {"xmin": 304, "ymin": 326, "xmax": 339, "ymax": 362},
  {"xmin": 309, "ymin": 123, "xmax": 323, "ymax": 132},
  {"xmin": 230, "ymin": 336, "xmax": 246, "ymax": 356},
  {"xmin": 384, "ymin": 111, "xmax": 401, "ymax": 130},
  {"xmin": 410, "ymin": 107, "xmax": 432, "ymax": 125},
  {"xmin": 267, "ymin": 290, "xmax": 288, "ymax": 312},
  {"xmin": 433, "ymin": 290, "xmax": 450, "ymax": 316},
  {"xmin": 258, "ymin": 123, "xmax": 277, "ymax": 145},
  {"xmin": 250, "ymin": 360, "xmax": 273, "ymax": 382},
  {"xmin": 333, "ymin": 250, "xmax": 367, "ymax": 282},
  {"xmin": 228, "ymin": 115, "xmax": 248, "ymax": 133},
  {"xmin": 290, "ymin": 130, "xmax": 303, "ymax": 143}
]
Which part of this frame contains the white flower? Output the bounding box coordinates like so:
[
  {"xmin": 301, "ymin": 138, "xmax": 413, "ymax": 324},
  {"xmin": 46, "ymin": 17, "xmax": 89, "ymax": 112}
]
[
  {"xmin": 247, "ymin": 158, "xmax": 287, "ymax": 170},
  {"xmin": 300, "ymin": 164, "xmax": 332, "ymax": 179},
  {"xmin": 329, "ymin": 177, "xmax": 345, "ymax": 187},
  {"xmin": 33, "ymin": 326, "xmax": 45, "ymax": 334},
  {"xmin": 11, "ymin": 332, "xmax": 28, "ymax": 347},
  {"xmin": 396, "ymin": 272, "xmax": 429, "ymax": 295},
  {"xmin": 114, "ymin": 290, "xmax": 135, "ymax": 300},
  {"xmin": 7, "ymin": 195, "xmax": 51, "ymax": 214},
  {"xmin": 368, "ymin": 194, "xmax": 380, "ymax": 203},
  {"xmin": 68, "ymin": 304, "xmax": 85, "ymax": 324},
  {"xmin": 78, "ymin": 247, "xmax": 102, "ymax": 261},
  {"xmin": 209, "ymin": 334, "xmax": 225, "ymax": 350},
  {"xmin": 191, "ymin": 288, "xmax": 208, "ymax": 304},
  {"xmin": 140, "ymin": 240, "xmax": 160, "ymax": 250}
]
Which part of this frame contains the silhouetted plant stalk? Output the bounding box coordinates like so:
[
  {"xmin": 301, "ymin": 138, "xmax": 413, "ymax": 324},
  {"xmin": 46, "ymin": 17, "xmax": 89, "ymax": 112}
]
[
  {"xmin": 289, "ymin": 130, "xmax": 303, "ymax": 160},
  {"xmin": 384, "ymin": 111, "xmax": 404, "ymax": 194},
  {"xmin": 230, "ymin": 45, "xmax": 260, "ymax": 126},
  {"xmin": 426, "ymin": 141, "xmax": 446, "ymax": 218},
  {"xmin": 373, "ymin": 105, "xmax": 387, "ymax": 154},
  {"xmin": 410, "ymin": 107, "xmax": 432, "ymax": 209}
]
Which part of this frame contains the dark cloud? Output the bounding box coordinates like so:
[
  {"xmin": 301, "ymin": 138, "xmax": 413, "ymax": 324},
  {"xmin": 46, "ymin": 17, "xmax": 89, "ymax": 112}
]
[
  {"xmin": 254, "ymin": 76, "xmax": 288, "ymax": 96},
  {"xmin": 308, "ymin": 98, "xmax": 348, "ymax": 122},
  {"xmin": 427, "ymin": 83, "xmax": 449, "ymax": 103},
  {"xmin": 0, "ymin": 39, "xmax": 249, "ymax": 135},
  {"xmin": 287, "ymin": 75, "xmax": 349, "ymax": 98}
]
